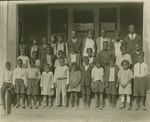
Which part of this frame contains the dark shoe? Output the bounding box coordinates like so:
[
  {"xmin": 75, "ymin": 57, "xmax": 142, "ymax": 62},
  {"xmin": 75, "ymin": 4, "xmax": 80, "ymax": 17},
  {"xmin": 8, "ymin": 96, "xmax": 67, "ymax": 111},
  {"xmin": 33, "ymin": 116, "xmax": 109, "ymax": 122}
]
[
  {"xmin": 15, "ymin": 104, "xmax": 20, "ymax": 108},
  {"xmin": 11, "ymin": 103, "xmax": 15, "ymax": 107},
  {"xmin": 29, "ymin": 105, "xmax": 32, "ymax": 109},
  {"xmin": 119, "ymin": 103, "xmax": 125, "ymax": 109},
  {"xmin": 48, "ymin": 101, "xmax": 52, "ymax": 107},
  {"xmin": 135, "ymin": 103, "xmax": 139, "ymax": 110},
  {"xmin": 22, "ymin": 105, "xmax": 25, "ymax": 109},
  {"xmin": 34, "ymin": 106, "xmax": 38, "ymax": 109}
]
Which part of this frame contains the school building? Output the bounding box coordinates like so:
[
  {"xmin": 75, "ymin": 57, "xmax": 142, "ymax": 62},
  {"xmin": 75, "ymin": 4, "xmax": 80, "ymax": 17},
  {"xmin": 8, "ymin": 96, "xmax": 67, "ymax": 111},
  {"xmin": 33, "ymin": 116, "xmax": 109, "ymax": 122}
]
[{"xmin": 0, "ymin": 0, "xmax": 150, "ymax": 109}]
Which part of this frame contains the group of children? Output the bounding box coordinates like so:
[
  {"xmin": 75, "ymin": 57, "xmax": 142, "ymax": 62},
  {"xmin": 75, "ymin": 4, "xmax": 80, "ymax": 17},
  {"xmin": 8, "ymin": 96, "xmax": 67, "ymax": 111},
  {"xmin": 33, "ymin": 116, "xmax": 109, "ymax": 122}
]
[{"xmin": 1, "ymin": 24, "xmax": 148, "ymax": 111}]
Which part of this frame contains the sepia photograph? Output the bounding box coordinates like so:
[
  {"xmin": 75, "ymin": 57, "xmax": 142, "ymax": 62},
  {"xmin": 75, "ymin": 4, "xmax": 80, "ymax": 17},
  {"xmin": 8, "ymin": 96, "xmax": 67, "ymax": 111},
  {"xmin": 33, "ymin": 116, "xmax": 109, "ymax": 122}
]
[{"xmin": 0, "ymin": 0, "xmax": 150, "ymax": 122}]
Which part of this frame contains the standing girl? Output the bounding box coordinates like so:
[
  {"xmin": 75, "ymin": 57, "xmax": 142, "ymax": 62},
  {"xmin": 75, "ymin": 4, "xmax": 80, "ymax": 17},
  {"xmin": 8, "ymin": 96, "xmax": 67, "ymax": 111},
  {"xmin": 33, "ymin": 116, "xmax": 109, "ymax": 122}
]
[
  {"xmin": 48, "ymin": 34, "xmax": 57, "ymax": 55},
  {"xmin": 68, "ymin": 62, "xmax": 81, "ymax": 108},
  {"xmin": 40, "ymin": 65, "xmax": 54, "ymax": 107},
  {"xmin": 118, "ymin": 60, "xmax": 133, "ymax": 110}
]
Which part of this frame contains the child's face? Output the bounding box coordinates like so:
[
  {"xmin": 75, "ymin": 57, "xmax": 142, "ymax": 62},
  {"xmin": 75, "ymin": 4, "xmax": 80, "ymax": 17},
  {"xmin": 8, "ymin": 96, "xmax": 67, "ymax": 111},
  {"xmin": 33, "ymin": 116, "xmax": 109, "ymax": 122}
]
[
  {"xmin": 72, "ymin": 65, "xmax": 77, "ymax": 71},
  {"xmin": 114, "ymin": 34, "xmax": 120, "ymax": 41},
  {"xmin": 45, "ymin": 66, "xmax": 50, "ymax": 73},
  {"xmin": 135, "ymin": 44, "xmax": 140, "ymax": 51},
  {"xmin": 17, "ymin": 61, "xmax": 23, "ymax": 68},
  {"xmin": 70, "ymin": 48, "xmax": 75, "ymax": 54},
  {"xmin": 138, "ymin": 56, "xmax": 143, "ymax": 63},
  {"xmin": 30, "ymin": 61, "xmax": 35, "ymax": 67},
  {"xmin": 128, "ymin": 25, "xmax": 135, "ymax": 34},
  {"xmin": 59, "ymin": 59, "xmax": 65, "ymax": 66},
  {"xmin": 87, "ymin": 50, "xmax": 92, "ymax": 57},
  {"xmin": 21, "ymin": 49, "xmax": 25, "ymax": 56},
  {"xmin": 71, "ymin": 31, "xmax": 76, "ymax": 38},
  {"xmin": 96, "ymin": 62, "xmax": 101, "ymax": 68},
  {"xmin": 121, "ymin": 47, "xmax": 126, "ymax": 54},
  {"xmin": 84, "ymin": 59, "xmax": 89, "ymax": 65},
  {"xmin": 6, "ymin": 63, "xmax": 11, "ymax": 70},
  {"xmin": 123, "ymin": 62, "xmax": 128, "ymax": 70},
  {"xmin": 58, "ymin": 36, "xmax": 63, "ymax": 43},
  {"xmin": 101, "ymin": 31, "xmax": 106, "ymax": 38},
  {"xmin": 42, "ymin": 38, "xmax": 47, "ymax": 45},
  {"xmin": 33, "ymin": 39, "xmax": 37, "ymax": 45},
  {"xmin": 109, "ymin": 61, "xmax": 115, "ymax": 67},
  {"xmin": 50, "ymin": 36, "xmax": 55, "ymax": 42},
  {"xmin": 58, "ymin": 52, "xmax": 63, "ymax": 58},
  {"xmin": 103, "ymin": 43, "xmax": 108, "ymax": 50},
  {"xmin": 87, "ymin": 32, "xmax": 93, "ymax": 39},
  {"xmin": 32, "ymin": 52, "xmax": 37, "ymax": 59}
]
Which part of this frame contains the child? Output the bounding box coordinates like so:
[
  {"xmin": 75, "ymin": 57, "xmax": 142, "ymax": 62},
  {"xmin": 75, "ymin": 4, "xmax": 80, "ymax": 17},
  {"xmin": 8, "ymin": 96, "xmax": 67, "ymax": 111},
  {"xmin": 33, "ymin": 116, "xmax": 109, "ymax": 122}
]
[
  {"xmin": 17, "ymin": 48, "xmax": 29, "ymax": 68},
  {"xmin": 96, "ymin": 30, "xmax": 111, "ymax": 53},
  {"xmin": 40, "ymin": 64, "xmax": 54, "ymax": 107},
  {"xmin": 66, "ymin": 47, "xmax": 81, "ymax": 70},
  {"xmin": 48, "ymin": 34, "xmax": 57, "ymax": 55},
  {"xmin": 19, "ymin": 37, "xmax": 28, "ymax": 56},
  {"xmin": 29, "ymin": 36, "xmax": 40, "ymax": 58},
  {"xmin": 43, "ymin": 46, "xmax": 56, "ymax": 70},
  {"xmin": 134, "ymin": 55, "xmax": 148, "ymax": 110},
  {"xmin": 105, "ymin": 59, "xmax": 119, "ymax": 108},
  {"xmin": 67, "ymin": 30, "xmax": 82, "ymax": 54},
  {"xmin": 56, "ymin": 33, "xmax": 68, "ymax": 57},
  {"xmin": 116, "ymin": 44, "xmax": 132, "ymax": 69},
  {"xmin": 80, "ymin": 56, "xmax": 93, "ymax": 108},
  {"xmin": 123, "ymin": 24, "xmax": 142, "ymax": 53},
  {"xmin": 130, "ymin": 43, "xmax": 144, "ymax": 66},
  {"xmin": 97, "ymin": 41, "xmax": 114, "ymax": 67},
  {"xmin": 68, "ymin": 62, "xmax": 81, "ymax": 108},
  {"xmin": 91, "ymin": 60, "xmax": 104, "ymax": 110},
  {"xmin": 109, "ymin": 30, "xmax": 123, "ymax": 58},
  {"xmin": 86, "ymin": 48, "xmax": 94, "ymax": 65},
  {"xmin": 118, "ymin": 60, "xmax": 133, "ymax": 110},
  {"xmin": 82, "ymin": 29, "xmax": 96, "ymax": 57},
  {"xmin": 26, "ymin": 59, "xmax": 41, "ymax": 109},
  {"xmin": 1, "ymin": 62, "xmax": 15, "ymax": 108},
  {"xmin": 54, "ymin": 58, "xmax": 69, "ymax": 108},
  {"xmin": 13, "ymin": 59, "xmax": 27, "ymax": 108},
  {"xmin": 32, "ymin": 51, "xmax": 41, "ymax": 71},
  {"xmin": 54, "ymin": 50, "xmax": 67, "ymax": 67}
]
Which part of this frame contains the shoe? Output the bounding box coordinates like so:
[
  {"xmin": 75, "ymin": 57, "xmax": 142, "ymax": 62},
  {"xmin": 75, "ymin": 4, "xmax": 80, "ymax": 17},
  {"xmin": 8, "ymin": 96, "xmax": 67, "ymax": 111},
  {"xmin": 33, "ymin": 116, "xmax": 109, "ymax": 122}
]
[
  {"xmin": 63, "ymin": 105, "xmax": 66, "ymax": 108},
  {"xmin": 70, "ymin": 105, "xmax": 73, "ymax": 108},
  {"xmin": 0, "ymin": 101, "xmax": 4, "ymax": 106},
  {"xmin": 99, "ymin": 107, "xmax": 103, "ymax": 110},
  {"xmin": 55, "ymin": 105, "xmax": 59, "ymax": 108},
  {"xmin": 119, "ymin": 103, "xmax": 125, "ymax": 109},
  {"xmin": 11, "ymin": 104, "xmax": 15, "ymax": 107},
  {"xmin": 86, "ymin": 105, "xmax": 90, "ymax": 108},
  {"xmin": 43, "ymin": 101, "xmax": 47, "ymax": 107},
  {"xmin": 73, "ymin": 105, "xmax": 79, "ymax": 108},
  {"xmin": 29, "ymin": 105, "xmax": 32, "ymax": 109},
  {"xmin": 141, "ymin": 105, "xmax": 146, "ymax": 111},
  {"xmin": 93, "ymin": 106, "xmax": 98, "ymax": 109},
  {"xmin": 109, "ymin": 103, "xmax": 112, "ymax": 108},
  {"xmin": 135, "ymin": 103, "xmax": 139, "ymax": 110},
  {"xmin": 48, "ymin": 101, "xmax": 52, "ymax": 107},
  {"xmin": 83, "ymin": 104, "xmax": 86, "ymax": 108},
  {"xmin": 127, "ymin": 103, "xmax": 131, "ymax": 110},
  {"xmin": 34, "ymin": 106, "xmax": 38, "ymax": 109},
  {"xmin": 15, "ymin": 104, "xmax": 20, "ymax": 108},
  {"xmin": 22, "ymin": 105, "xmax": 25, "ymax": 109}
]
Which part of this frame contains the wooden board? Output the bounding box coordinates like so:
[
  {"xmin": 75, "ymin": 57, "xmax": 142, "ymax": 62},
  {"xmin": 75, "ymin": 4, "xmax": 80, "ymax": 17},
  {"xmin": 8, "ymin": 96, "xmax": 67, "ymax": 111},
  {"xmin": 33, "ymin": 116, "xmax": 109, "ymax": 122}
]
[{"xmin": 5, "ymin": 90, "xmax": 11, "ymax": 115}]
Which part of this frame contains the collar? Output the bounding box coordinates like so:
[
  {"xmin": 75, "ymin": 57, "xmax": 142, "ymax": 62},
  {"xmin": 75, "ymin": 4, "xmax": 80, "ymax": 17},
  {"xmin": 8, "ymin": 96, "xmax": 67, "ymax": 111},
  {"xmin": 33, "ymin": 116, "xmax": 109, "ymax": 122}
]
[{"xmin": 84, "ymin": 64, "xmax": 89, "ymax": 67}]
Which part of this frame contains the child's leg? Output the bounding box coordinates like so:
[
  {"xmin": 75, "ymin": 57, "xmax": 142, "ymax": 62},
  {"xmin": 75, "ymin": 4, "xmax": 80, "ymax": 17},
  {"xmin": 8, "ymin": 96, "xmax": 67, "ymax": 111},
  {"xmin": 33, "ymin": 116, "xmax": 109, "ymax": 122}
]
[
  {"xmin": 33, "ymin": 95, "xmax": 38, "ymax": 108},
  {"xmin": 1, "ymin": 89, "xmax": 5, "ymax": 105},
  {"xmin": 16, "ymin": 93, "xmax": 20, "ymax": 108},
  {"xmin": 82, "ymin": 94, "xmax": 86, "ymax": 108},
  {"xmin": 112, "ymin": 95, "xmax": 116, "ymax": 108},
  {"xmin": 62, "ymin": 80, "xmax": 67, "ymax": 107},
  {"xmin": 70, "ymin": 92, "xmax": 74, "ymax": 108},
  {"xmin": 135, "ymin": 96, "xmax": 139, "ymax": 110},
  {"xmin": 28, "ymin": 95, "xmax": 32, "ymax": 108},
  {"xmin": 99, "ymin": 92, "xmax": 103, "ymax": 109},
  {"xmin": 126, "ymin": 94, "xmax": 131, "ymax": 110},
  {"xmin": 94, "ymin": 93, "xmax": 98, "ymax": 108},
  {"xmin": 107, "ymin": 94, "xmax": 112, "ymax": 108},
  {"xmin": 56, "ymin": 81, "xmax": 61, "ymax": 107},
  {"xmin": 11, "ymin": 94, "xmax": 15, "ymax": 107},
  {"xmin": 74, "ymin": 92, "xmax": 78, "ymax": 107},
  {"xmin": 141, "ymin": 96, "xmax": 146, "ymax": 110},
  {"xmin": 21, "ymin": 93, "xmax": 25, "ymax": 108},
  {"xmin": 86, "ymin": 95, "xmax": 90, "ymax": 108},
  {"xmin": 48, "ymin": 96, "xmax": 52, "ymax": 107},
  {"xmin": 43, "ymin": 95, "xmax": 47, "ymax": 107},
  {"xmin": 120, "ymin": 94, "xmax": 125, "ymax": 109}
]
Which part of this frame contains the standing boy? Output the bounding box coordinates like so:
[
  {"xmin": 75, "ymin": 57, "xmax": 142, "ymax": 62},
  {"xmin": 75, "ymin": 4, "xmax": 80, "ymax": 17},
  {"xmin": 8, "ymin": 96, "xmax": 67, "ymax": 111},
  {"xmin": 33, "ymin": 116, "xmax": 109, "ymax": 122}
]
[{"xmin": 54, "ymin": 58, "xmax": 69, "ymax": 108}]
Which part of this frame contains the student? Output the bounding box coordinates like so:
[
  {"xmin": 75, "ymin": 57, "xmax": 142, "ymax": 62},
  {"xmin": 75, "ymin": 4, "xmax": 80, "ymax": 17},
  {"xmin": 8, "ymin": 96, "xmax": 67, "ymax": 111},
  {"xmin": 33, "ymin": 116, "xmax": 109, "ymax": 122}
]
[
  {"xmin": 109, "ymin": 30, "xmax": 123, "ymax": 58},
  {"xmin": 32, "ymin": 51, "xmax": 41, "ymax": 71},
  {"xmin": 130, "ymin": 43, "xmax": 144, "ymax": 67},
  {"xmin": 116, "ymin": 44, "xmax": 132, "ymax": 69},
  {"xmin": 105, "ymin": 59, "xmax": 119, "ymax": 108},
  {"xmin": 85, "ymin": 48, "xmax": 94, "ymax": 65},
  {"xmin": 96, "ymin": 30, "xmax": 111, "ymax": 53},
  {"xmin": 43, "ymin": 46, "xmax": 56, "ymax": 71},
  {"xmin": 67, "ymin": 30, "xmax": 82, "ymax": 54},
  {"xmin": 54, "ymin": 58, "xmax": 69, "ymax": 108},
  {"xmin": 134, "ymin": 55, "xmax": 148, "ymax": 110},
  {"xmin": 91, "ymin": 60, "xmax": 104, "ymax": 110},
  {"xmin": 19, "ymin": 37, "xmax": 28, "ymax": 56},
  {"xmin": 123, "ymin": 24, "xmax": 142, "ymax": 53},
  {"xmin": 26, "ymin": 59, "xmax": 41, "ymax": 109},
  {"xmin": 13, "ymin": 59, "xmax": 27, "ymax": 108},
  {"xmin": 29, "ymin": 36, "xmax": 40, "ymax": 58},
  {"xmin": 66, "ymin": 47, "xmax": 81, "ymax": 70},
  {"xmin": 40, "ymin": 64, "xmax": 54, "ymax": 107},
  {"xmin": 56, "ymin": 33, "xmax": 68, "ymax": 57},
  {"xmin": 1, "ymin": 62, "xmax": 15, "ymax": 108},
  {"xmin": 54, "ymin": 50, "xmax": 67, "ymax": 68},
  {"xmin": 17, "ymin": 48, "xmax": 30, "ymax": 68},
  {"xmin": 48, "ymin": 34, "xmax": 57, "ymax": 55},
  {"xmin": 80, "ymin": 56, "xmax": 93, "ymax": 108},
  {"xmin": 118, "ymin": 60, "xmax": 134, "ymax": 110},
  {"xmin": 97, "ymin": 41, "xmax": 114, "ymax": 67},
  {"xmin": 82, "ymin": 29, "xmax": 96, "ymax": 57},
  {"xmin": 68, "ymin": 62, "xmax": 81, "ymax": 108}
]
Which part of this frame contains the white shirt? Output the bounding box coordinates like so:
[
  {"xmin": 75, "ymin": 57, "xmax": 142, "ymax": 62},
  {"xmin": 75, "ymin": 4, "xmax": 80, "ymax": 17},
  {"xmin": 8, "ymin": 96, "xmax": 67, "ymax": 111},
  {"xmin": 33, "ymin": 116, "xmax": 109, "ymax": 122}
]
[
  {"xmin": 128, "ymin": 33, "xmax": 137, "ymax": 40},
  {"xmin": 116, "ymin": 54, "xmax": 132, "ymax": 69},
  {"xmin": 109, "ymin": 67, "xmax": 115, "ymax": 82},
  {"xmin": 84, "ymin": 38, "xmax": 95, "ymax": 56},
  {"xmin": 26, "ymin": 67, "xmax": 41, "ymax": 80},
  {"xmin": 72, "ymin": 37, "xmax": 77, "ymax": 43},
  {"xmin": 13, "ymin": 68, "xmax": 27, "ymax": 85},
  {"xmin": 46, "ymin": 54, "xmax": 52, "ymax": 66},
  {"xmin": 2, "ymin": 69, "xmax": 13, "ymax": 83},
  {"xmin": 31, "ymin": 45, "xmax": 38, "ymax": 57},
  {"xmin": 89, "ymin": 57, "xmax": 93, "ymax": 64},
  {"xmin": 57, "ymin": 42, "xmax": 65, "ymax": 52},
  {"xmin": 134, "ymin": 62, "xmax": 148, "ymax": 77},
  {"xmin": 100, "ymin": 37, "xmax": 108, "ymax": 51},
  {"xmin": 54, "ymin": 65, "xmax": 69, "ymax": 84},
  {"xmin": 92, "ymin": 67, "xmax": 104, "ymax": 82},
  {"xmin": 71, "ymin": 54, "xmax": 76, "ymax": 63},
  {"xmin": 17, "ymin": 55, "xmax": 30, "ymax": 68},
  {"xmin": 112, "ymin": 39, "xmax": 123, "ymax": 57},
  {"xmin": 84, "ymin": 65, "xmax": 89, "ymax": 71}
]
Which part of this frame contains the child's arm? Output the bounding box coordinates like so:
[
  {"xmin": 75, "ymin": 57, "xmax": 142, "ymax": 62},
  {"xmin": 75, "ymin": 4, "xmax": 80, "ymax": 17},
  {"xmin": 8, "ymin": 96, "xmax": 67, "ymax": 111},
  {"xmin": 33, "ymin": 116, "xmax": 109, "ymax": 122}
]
[
  {"xmin": 40, "ymin": 73, "xmax": 43, "ymax": 87},
  {"xmin": 23, "ymin": 69, "xmax": 27, "ymax": 87},
  {"xmin": 13, "ymin": 69, "xmax": 16, "ymax": 85},
  {"xmin": 37, "ymin": 69, "xmax": 41, "ymax": 80},
  {"xmin": 51, "ymin": 73, "xmax": 54, "ymax": 88}
]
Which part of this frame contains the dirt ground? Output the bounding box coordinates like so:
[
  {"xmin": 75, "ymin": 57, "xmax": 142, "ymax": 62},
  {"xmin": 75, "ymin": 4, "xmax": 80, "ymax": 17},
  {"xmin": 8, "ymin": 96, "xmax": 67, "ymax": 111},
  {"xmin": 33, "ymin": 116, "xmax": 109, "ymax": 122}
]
[{"xmin": 0, "ymin": 106, "xmax": 150, "ymax": 122}]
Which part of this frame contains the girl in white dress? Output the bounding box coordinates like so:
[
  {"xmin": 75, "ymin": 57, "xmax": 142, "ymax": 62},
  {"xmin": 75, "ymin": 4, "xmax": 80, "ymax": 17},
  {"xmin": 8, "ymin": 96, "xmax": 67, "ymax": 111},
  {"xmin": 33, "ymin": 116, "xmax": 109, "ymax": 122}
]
[
  {"xmin": 40, "ymin": 64, "xmax": 54, "ymax": 107},
  {"xmin": 118, "ymin": 60, "xmax": 133, "ymax": 110}
]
